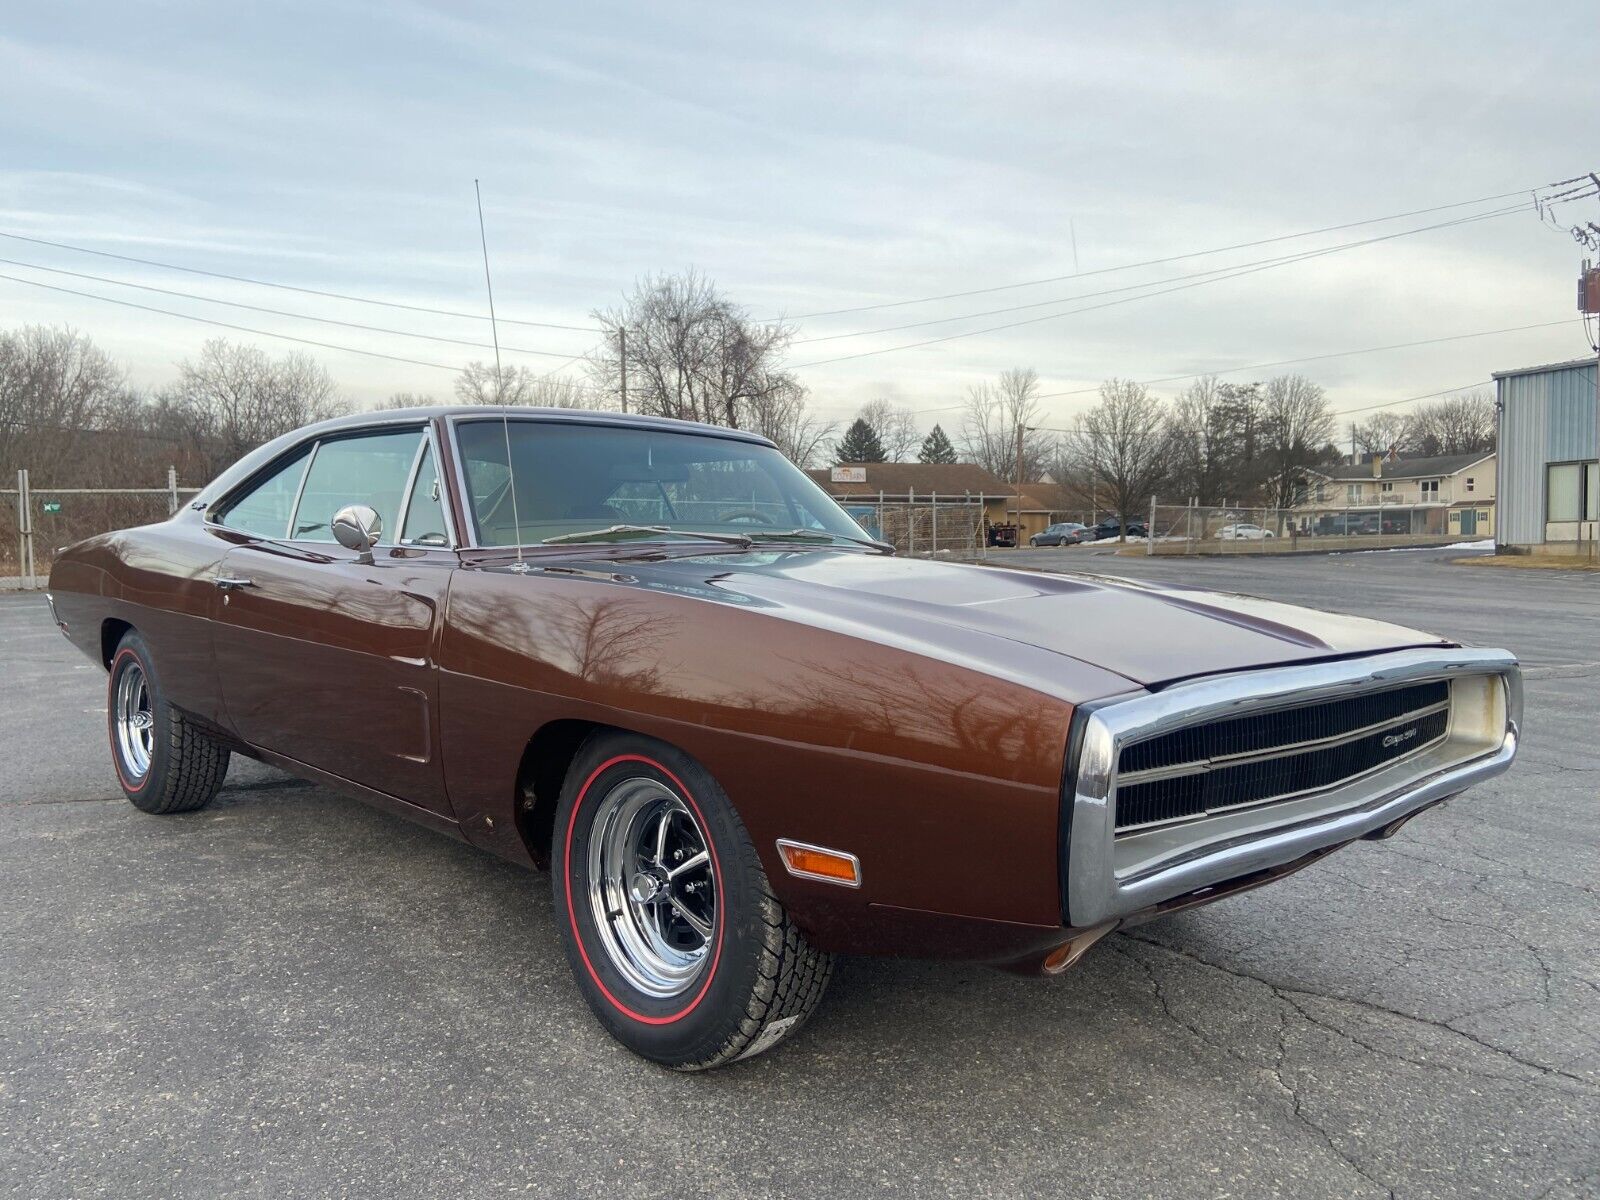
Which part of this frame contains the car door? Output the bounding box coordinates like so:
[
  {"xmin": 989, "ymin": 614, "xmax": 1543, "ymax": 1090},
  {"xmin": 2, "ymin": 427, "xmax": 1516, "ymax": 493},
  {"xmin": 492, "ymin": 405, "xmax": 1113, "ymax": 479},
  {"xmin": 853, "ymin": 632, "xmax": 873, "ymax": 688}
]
[{"xmin": 208, "ymin": 424, "xmax": 458, "ymax": 817}]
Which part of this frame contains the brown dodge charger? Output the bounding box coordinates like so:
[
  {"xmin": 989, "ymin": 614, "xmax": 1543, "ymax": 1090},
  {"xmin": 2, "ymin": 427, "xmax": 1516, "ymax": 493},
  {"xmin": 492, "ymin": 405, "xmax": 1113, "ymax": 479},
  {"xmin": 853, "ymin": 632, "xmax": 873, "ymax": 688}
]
[{"xmin": 46, "ymin": 407, "xmax": 1521, "ymax": 1069}]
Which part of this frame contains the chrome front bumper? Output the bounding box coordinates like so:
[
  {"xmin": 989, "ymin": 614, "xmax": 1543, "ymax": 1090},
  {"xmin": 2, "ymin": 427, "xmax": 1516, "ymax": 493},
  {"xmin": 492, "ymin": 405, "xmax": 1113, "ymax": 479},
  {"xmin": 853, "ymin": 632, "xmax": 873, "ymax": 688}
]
[{"xmin": 1063, "ymin": 647, "xmax": 1522, "ymax": 928}]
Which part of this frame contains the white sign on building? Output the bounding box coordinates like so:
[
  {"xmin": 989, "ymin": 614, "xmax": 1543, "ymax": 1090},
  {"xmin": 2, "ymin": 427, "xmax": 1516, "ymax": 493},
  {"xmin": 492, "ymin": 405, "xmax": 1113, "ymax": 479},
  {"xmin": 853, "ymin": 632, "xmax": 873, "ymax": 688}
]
[{"xmin": 831, "ymin": 466, "xmax": 868, "ymax": 483}]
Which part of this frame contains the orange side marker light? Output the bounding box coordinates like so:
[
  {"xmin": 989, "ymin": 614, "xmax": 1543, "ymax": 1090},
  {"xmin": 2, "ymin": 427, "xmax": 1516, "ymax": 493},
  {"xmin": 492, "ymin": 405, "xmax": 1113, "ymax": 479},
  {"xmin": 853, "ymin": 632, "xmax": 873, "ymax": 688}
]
[{"xmin": 776, "ymin": 839, "xmax": 862, "ymax": 888}]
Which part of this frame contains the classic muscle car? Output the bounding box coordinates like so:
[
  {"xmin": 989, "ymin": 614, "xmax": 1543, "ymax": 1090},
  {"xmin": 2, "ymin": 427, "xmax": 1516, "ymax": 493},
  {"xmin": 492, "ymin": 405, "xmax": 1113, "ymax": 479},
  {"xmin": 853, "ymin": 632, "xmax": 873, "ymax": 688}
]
[{"xmin": 45, "ymin": 407, "xmax": 1521, "ymax": 1070}]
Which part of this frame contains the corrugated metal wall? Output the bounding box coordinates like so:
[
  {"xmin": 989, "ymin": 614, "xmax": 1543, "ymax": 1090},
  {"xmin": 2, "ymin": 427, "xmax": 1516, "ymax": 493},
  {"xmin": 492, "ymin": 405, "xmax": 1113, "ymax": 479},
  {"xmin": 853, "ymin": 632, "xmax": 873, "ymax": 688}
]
[{"xmin": 1496, "ymin": 358, "xmax": 1599, "ymax": 545}]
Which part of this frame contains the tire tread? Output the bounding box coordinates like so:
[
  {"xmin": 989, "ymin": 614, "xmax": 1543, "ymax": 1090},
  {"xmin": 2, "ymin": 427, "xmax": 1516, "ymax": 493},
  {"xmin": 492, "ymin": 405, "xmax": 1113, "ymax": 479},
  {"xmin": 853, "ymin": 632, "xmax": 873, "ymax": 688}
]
[
  {"xmin": 113, "ymin": 632, "xmax": 230, "ymax": 815},
  {"xmin": 674, "ymin": 822, "xmax": 835, "ymax": 1071}
]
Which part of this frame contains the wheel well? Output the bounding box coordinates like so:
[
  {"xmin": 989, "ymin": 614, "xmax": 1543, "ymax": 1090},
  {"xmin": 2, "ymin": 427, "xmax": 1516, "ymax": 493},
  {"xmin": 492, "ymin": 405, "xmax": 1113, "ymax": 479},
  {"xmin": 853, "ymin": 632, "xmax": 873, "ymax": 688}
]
[
  {"xmin": 100, "ymin": 618, "xmax": 133, "ymax": 668},
  {"xmin": 514, "ymin": 719, "xmax": 609, "ymax": 869}
]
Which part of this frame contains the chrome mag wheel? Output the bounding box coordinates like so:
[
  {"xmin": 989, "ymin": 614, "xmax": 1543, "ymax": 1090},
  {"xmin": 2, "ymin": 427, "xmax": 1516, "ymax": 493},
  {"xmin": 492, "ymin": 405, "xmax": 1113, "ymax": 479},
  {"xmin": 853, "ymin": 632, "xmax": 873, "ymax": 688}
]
[
  {"xmin": 585, "ymin": 776, "xmax": 717, "ymax": 998},
  {"xmin": 113, "ymin": 659, "xmax": 155, "ymax": 780}
]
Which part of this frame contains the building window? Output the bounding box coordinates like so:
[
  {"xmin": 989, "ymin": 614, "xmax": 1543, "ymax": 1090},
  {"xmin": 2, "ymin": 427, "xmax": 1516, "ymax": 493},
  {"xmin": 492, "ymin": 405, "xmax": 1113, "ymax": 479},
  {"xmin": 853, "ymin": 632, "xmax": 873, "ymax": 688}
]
[
  {"xmin": 1380, "ymin": 481, "xmax": 1393, "ymax": 493},
  {"xmin": 1314, "ymin": 484, "xmax": 1327, "ymax": 502},
  {"xmin": 1420, "ymin": 479, "xmax": 1439, "ymax": 499},
  {"xmin": 1547, "ymin": 462, "xmax": 1594, "ymax": 522},
  {"xmin": 1346, "ymin": 484, "xmax": 1361, "ymax": 503},
  {"xmin": 1464, "ymin": 477, "xmax": 1475, "ymax": 493}
]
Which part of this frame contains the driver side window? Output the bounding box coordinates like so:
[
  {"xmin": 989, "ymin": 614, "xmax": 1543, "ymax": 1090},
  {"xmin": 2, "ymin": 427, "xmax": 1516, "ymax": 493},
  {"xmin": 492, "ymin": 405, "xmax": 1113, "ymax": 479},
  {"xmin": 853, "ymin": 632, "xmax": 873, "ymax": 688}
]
[{"xmin": 290, "ymin": 429, "xmax": 424, "ymax": 543}]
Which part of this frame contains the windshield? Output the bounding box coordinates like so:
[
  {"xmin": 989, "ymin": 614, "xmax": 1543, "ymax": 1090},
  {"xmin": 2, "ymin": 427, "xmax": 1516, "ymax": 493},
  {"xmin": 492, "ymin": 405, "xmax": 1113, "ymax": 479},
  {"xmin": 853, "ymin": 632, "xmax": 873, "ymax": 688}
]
[{"xmin": 454, "ymin": 419, "xmax": 872, "ymax": 548}]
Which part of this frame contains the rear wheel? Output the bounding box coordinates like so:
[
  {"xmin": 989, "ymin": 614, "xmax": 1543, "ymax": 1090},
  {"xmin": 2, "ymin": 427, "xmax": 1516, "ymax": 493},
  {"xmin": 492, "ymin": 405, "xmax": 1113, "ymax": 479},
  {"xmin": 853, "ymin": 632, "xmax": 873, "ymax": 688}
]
[
  {"xmin": 108, "ymin": 631, "xmax": 230, "ymax": 814},
  {"xmin": 552, "ymin": 732, "xmax": 834, "ymax": 1070}
]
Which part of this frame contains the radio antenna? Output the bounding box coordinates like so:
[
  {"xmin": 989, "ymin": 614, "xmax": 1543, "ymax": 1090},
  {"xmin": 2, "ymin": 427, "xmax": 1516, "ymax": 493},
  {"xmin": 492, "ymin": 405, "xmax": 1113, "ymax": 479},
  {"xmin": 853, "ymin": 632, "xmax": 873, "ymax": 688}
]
[{"xmin": 474, "ymin": 179, "xmax": 525, "ymax": 567}]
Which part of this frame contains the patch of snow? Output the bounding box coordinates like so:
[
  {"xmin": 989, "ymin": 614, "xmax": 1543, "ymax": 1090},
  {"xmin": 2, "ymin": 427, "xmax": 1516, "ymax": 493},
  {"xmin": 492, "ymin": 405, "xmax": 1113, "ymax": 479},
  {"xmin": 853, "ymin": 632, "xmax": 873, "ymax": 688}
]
[{"xmin": 1334, "ymin": 539, "xmax": 1494, "ymax": 555}]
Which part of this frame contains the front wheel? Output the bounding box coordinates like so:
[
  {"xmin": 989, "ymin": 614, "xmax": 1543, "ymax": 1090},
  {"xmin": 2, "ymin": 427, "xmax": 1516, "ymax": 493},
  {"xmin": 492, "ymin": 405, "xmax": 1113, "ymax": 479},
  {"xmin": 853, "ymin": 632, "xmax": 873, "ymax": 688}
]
[
  {"xmin": 552, "ymin": 732, "xmax": 834, "ymax": 1070},
  {"xmin": 108, "ymin": 630, "xmax": 230, "ymax": 814}
]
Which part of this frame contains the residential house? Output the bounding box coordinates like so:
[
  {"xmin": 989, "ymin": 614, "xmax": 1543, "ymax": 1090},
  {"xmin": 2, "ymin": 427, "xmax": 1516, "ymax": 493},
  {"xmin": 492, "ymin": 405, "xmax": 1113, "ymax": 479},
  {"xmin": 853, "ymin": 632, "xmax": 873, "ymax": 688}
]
[{"xmin": 1296, "ymin": 452, "xmax": 1496, "ymax": 538}]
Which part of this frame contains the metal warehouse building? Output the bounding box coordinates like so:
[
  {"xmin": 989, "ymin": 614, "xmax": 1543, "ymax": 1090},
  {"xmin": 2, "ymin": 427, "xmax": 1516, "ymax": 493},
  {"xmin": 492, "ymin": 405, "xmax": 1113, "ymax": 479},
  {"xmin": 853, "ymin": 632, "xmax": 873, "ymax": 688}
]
[{"xmin": 1493, "ymin": 356, "xmax": 1598, "ymax": 553}]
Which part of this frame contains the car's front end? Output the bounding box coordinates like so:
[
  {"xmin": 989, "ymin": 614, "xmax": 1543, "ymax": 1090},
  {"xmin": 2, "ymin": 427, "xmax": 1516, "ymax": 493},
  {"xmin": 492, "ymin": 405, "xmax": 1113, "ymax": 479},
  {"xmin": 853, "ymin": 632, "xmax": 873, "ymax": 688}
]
[{"xmin": 1041, "ymin": 644, "xmax": 1519, "ymax": 968}]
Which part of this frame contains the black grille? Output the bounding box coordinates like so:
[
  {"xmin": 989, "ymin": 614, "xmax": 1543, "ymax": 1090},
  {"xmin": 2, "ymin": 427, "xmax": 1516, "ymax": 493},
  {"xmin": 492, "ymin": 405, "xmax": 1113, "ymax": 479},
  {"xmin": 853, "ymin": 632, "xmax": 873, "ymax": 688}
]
[
  {"xmin": 1114, "ymin": 691, "xmax": 1450, "ymax": 832},
  {"xmin": 1118, "ymin": 680, "xmax": 1449, "ymax": 775}
]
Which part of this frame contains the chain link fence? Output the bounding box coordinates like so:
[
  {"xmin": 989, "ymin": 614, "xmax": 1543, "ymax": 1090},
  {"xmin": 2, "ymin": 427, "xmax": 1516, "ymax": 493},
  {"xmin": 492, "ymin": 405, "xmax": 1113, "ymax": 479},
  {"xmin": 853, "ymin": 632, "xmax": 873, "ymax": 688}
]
[
  {"xmin": 3, "ymin": 469, "xmax": 201, "ymax": 588},
  {"xmin": 1143, "ymin": 501, "xmax": 1486, "ymax": 555},
  {"xmin": 839, "ymin": 495, "xmax": 989, "ymax": 556}
]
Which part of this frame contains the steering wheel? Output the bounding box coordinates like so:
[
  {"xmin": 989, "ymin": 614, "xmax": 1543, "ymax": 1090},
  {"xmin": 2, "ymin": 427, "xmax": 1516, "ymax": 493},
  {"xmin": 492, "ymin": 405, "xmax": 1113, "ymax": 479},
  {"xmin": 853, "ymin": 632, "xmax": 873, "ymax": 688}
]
[{"xmin": 718, "ymin": 509, "xmax": 776, "ymax": 526}]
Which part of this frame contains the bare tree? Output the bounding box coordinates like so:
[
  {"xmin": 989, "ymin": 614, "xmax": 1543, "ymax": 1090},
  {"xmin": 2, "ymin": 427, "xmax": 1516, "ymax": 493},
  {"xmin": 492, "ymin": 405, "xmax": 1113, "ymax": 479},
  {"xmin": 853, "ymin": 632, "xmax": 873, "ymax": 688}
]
[
  {"xmin": 1259, "ymin": 374, "xmax": 1334, "ymax": 511},
  {"xmin": 1408, "ymin": 391, "xmax": 1496, "ymax": 456},
  {"xmin": 743, "ymin": 378, "xmax": 835, "ymax": 467},
  {"xmin": 588, "ymin": 270, "xmax": 799, "ymax": 428},
  {"xmin": 857, "ymin": 398, "xmax": 920, "ymax": 462},
  {"xmin": 1166, "ymin": 376, "xmax": 1235, "ymax": 505},
  {"xmin": 0, "ymin": 326, "xmax": 126, "ymax": 481},
  {"xmin": 959, "ymin": 367, "xmax": 1054, "ymax": 482},
  {"xmin": 163, "ymin": 339, "xmax": 346, "ymax": 474},
  {"xmin": 1352, "ymin": 410, "xmax": 1414, "ymax": 458},
  {"xmin": 1063, "ymin": 379, "xmax": 1170, "ymax": 540},
  {"xmin": 453, "ymin": 362, "xmax": 593, "ymax": 409},
  {"xmin": 377, "ymin": 391, "xmax": 439, "ymax": 410}
]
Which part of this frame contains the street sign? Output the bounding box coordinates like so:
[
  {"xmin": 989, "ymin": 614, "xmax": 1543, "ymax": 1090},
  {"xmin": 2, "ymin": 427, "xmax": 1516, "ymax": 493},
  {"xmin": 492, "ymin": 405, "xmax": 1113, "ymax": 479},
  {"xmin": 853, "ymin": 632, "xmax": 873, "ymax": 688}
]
[{"xmin": 42, "ymin": 500, "xmax": 61, "ymax": 514}]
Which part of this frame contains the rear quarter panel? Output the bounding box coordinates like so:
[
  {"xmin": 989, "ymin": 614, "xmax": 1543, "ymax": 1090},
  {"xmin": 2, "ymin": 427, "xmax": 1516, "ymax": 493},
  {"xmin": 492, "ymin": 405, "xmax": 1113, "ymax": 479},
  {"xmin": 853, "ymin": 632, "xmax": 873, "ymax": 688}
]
[{"xmin": 48, "ymin": 519, "xmax": 231, "ymax": 723}]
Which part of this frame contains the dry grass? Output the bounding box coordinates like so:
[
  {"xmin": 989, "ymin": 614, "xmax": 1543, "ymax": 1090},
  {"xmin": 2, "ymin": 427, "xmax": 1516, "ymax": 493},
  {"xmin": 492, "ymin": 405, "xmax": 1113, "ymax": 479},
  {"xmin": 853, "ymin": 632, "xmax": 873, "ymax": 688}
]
[{"xmin": 1452, "ymin": 553, "xmax": 1600, "ymax": 572}]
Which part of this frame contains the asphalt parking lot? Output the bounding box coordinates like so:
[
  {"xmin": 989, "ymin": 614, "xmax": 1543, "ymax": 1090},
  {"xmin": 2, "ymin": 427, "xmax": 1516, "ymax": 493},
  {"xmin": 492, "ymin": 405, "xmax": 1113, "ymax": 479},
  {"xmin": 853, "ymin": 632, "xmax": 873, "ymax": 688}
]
[{"xmin": 2, "ymin": 547, "xmax": 1596, "ymax": 1199}]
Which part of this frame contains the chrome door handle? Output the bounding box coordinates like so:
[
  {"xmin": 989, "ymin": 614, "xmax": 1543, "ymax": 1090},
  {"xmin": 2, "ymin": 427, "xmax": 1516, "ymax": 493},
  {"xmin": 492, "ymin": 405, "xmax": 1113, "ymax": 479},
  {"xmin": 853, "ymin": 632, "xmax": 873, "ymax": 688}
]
[{"xmin": 216, "ymin": 577, "xmax": 256, "ymax": 590}]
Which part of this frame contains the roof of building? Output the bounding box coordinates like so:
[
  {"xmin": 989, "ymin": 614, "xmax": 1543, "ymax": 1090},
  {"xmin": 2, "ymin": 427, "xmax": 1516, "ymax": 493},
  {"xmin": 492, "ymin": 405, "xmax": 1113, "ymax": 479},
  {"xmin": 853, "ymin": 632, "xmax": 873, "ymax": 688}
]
[
  {"xmin": 806, "ymin": 462, "xmax": 1013, "ymax": 497},
  {"xmin": 1491, "ymin": 356, "xmax": 1599, "ymax": 381},
  {"xmin": 1015, "ymin": 483, "xmax": 1083, "ymax": 513},
  {"xmin": 1315, "ymin": 451, "xmax": 1495, "ymax": 483}
]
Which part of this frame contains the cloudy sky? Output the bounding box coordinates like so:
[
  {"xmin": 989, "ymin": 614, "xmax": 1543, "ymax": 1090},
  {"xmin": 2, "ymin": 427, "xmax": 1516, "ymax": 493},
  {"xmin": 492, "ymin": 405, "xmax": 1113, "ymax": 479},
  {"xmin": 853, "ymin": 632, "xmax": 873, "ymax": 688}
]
[{"xmin": 2, "ymin": 1, "xmax": 1597, "ymax": 436}]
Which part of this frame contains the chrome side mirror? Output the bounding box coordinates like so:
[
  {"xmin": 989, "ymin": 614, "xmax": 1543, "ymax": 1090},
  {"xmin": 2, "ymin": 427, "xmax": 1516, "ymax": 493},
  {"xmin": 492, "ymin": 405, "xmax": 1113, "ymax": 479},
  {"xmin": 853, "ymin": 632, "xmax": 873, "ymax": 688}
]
[{"xmin": 331, "ymin": 504, "xmax": 382, "ymax": 562}]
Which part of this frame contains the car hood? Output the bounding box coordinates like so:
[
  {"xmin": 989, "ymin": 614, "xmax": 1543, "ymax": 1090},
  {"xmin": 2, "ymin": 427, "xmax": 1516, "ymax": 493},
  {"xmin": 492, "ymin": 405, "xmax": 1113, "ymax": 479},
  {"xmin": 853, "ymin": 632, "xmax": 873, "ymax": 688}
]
[{"xmin": 618, "ymin": 549, "xmax": 1451, "ymax": 691}]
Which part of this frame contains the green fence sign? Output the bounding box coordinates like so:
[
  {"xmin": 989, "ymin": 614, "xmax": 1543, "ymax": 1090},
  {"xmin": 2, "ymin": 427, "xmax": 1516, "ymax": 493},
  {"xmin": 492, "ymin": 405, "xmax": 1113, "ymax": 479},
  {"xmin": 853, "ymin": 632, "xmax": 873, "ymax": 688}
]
[{"xmin": 42, "ymin": 500, "xmax": 62, "ymax": 514}]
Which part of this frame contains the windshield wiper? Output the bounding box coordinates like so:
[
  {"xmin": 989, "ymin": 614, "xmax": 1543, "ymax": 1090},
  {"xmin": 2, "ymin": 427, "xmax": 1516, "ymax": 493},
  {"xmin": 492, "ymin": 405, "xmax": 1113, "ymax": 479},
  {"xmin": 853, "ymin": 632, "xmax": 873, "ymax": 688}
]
[
  {"xmin": 541, "ymin": 524, "xmax": 754, "ymax": 548},
  {"xmin": 756, "ymin": 529, "xmax": 895, "ymax": 552}
]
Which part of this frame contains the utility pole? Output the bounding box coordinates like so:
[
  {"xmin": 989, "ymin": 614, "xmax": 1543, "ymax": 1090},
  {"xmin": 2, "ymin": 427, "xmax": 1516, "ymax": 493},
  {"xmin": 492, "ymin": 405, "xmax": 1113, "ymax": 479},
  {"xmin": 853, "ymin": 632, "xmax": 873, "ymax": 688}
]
[
  {"xmin": 619, "ymin": 327, "xmax": 629, "ymax": 414},
  {"xmin": 1580, "ymin": 260, "xmax": 1600, "ymax": 559},
  {"xmin": 1013, "ymin": 422, "xmax": 1034, "ymax": 536}
]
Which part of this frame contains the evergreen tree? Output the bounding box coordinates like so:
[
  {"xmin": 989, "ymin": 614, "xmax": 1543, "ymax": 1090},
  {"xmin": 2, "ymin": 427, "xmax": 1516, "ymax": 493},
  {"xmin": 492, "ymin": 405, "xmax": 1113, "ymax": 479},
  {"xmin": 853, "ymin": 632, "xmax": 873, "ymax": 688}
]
[
  {"xmin": 918, "ymin": 423, "xmax": 958, "ymax": 464},
  {"xmin": 835, "ymin": 417, "xmax": 887, "ymax": 464}
]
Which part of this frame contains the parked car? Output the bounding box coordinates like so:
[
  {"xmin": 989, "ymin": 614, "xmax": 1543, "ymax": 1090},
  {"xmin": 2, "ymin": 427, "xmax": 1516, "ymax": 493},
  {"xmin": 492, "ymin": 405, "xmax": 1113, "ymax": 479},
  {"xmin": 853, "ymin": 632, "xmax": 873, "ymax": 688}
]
[
  {"xmin": 1217, "ymin": 523, "xmax": 1276, "ymax": 540},
  {"xmin": 1315, "ymin": 513, "xmax": 1373, "ymax": 536},
  {"xmin": 1089, "ymin": 517, "xmax": 1149, "ymax": 541},
  {"xmin": 45, "ymin": 407, "xmax": 1522, "ymax": 1070},
  {"xmin": 1029, "ymin": 522, "xmax": 1090, "ymax": 547}
]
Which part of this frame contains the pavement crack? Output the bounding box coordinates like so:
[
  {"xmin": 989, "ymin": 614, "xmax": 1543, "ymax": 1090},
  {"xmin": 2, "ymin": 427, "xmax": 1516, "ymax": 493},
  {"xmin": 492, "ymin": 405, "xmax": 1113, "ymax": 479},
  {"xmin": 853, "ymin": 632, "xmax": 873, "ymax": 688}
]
[
  {"xmin": 1115, "ymin": 939, "xmax": 1396, "ymax": 1198},
  {"xmin": 1125, "ymin": 933, "xmax": 1597, "ymax": 1092}
]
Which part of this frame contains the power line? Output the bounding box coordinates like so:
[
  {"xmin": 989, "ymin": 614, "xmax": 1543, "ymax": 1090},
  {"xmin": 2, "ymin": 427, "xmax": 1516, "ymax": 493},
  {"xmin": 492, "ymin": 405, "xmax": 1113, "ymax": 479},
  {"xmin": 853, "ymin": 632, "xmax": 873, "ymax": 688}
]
[
  {"xmin": 0, "ymin": 229, "xmax": 604, "ymax": 333},
  {"xmin": 790, "ymin": 204, "xmax": 1528, "ymax": 369},
  {"xmin": 0, "ymin": 271, "xmax": 463, "ymax": 372},
  {"xmin": 768, "ymin": 185, "xmax": 1544, "ymax": 322},
  {"xmin": 1331, "ymin": 381, "xmax": 1497, "ymax": 419},
  {"xmin": 1013, "ymin": 318, "xmax": 1577, "ymax": 406},
  {"xmin": 1022, "ymin": 380, "xmax": 1499, "ymax": 440},
  {"xmin": 0, "ymin": 256, "xmax": 593, "ymax": 360},
  {"xmin": 791, "ymin": 203, "xmax": 1533, "ymax": 347}
]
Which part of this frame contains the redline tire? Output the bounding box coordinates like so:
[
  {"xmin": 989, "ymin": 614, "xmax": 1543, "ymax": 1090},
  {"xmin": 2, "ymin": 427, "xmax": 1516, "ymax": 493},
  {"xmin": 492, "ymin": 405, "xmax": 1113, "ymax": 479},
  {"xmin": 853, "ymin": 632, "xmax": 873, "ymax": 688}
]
[
  {"xmin": 107, "ymin": 631, "xmax": 229, "ymax": 815},
  {"xmin": 552, "ymin": 731, "xmax": 834, "ymax": 1070}
]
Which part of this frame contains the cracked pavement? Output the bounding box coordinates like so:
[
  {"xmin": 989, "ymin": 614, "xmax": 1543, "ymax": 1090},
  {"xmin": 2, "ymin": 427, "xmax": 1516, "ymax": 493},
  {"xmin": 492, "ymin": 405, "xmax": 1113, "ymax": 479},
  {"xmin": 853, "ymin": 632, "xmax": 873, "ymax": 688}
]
[{"xmin": 2, "ymin": 547, "xmax": 1596, "ymax": 1198}]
